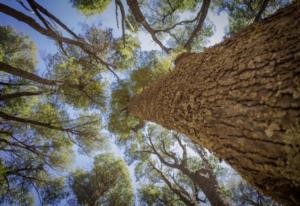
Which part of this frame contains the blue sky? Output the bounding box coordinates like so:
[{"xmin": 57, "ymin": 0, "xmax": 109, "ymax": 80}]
[
  {"xmin": 0, "ymin": 0, "xmax": 228, "ymax": 68},
  {"xmin": 0, "ymin": 1, "xmax": 228, "ymax": 205}
]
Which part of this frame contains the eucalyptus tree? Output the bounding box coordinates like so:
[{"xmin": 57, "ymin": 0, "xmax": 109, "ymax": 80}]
[
  {"xmin": 125, "ymin": 2, "xmax": 300, "ymax": 205},
  {"xmin": 111, "ymin": 3, "xmax": 300, "ymax": 203},
  {"xmin": 0, "ymin": 24, "xmax": 103, "ymax": 206},
  {"xmin": 129, "ymin": 126, "xmax": 230, "ymax": 206},
  {"xmin": 70, "ymin": 153, "xmax": 134, "ymax": 206},
  {"xmin": 0, "ymin": 0, "xmax": 299, "ymax": 205}
]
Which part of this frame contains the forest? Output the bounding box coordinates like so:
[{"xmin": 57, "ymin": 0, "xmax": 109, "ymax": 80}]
[{"xmin": 0, "ymin": 0, "xmax": 299, "ymax": 205}]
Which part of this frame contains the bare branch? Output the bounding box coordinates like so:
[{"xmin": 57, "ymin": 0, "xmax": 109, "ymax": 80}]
[
  {"xmin": 149, "ymin": 161, "xmax": 193, "ymax": 205},
  {"xmin": 116, "ymin": 0, "xmax": 126, "ymax": 47},
  {"xmin": 254, "ymin": 0, "xmax": 269, "ymax": 22},
  {"xmin": 126, "ymin": 0, "xmax": 171, "ymax": 53},
  {"xmin": 26, "ymin": 0, "xmax": 80, "ymax": 39},
  {"xmin": 0, "ymin": 90, "xmax": 45, "ymax": 101},
  {"xmin": 184, "ymin": 0, "xmax": 211, "ymax": 51},
  {"xmin": 0, "ymin": 61, "xmax": 57, "ymax": 86},
  {"xmin": 115, "ymin": 0, "xmax": 119, "ymax": 29}
]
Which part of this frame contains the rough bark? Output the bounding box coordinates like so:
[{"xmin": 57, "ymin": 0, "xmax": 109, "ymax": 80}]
[{"xmin": 129, "ymin": 2, "xmax": 300, "ymax": 205}]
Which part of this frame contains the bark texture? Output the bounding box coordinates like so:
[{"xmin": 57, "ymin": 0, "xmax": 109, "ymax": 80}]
[{"xmin": 129, "ymin": 2, "xmax": 300, "ymax": 205}]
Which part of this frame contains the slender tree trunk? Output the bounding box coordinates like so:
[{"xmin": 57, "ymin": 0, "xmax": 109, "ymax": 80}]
[
  {"xmin": 0, "ymin": 91, "xmax": 45, "ymax": 100},
  {"xmin": 129, "ymin": 2, "xmax": 300, "ymax": 205},
  {"xmin": 0, "ymin": 62, "xmax": 57, "ymax": 86},
  {"xmin": 0, "ymin": 111, "xmax": 66, "ymax": 132}
]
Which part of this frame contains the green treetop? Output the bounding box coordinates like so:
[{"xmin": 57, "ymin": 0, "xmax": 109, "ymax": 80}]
[{"xmin": 70, "ymin": 153, "xmax": 134, "ymax": 206}]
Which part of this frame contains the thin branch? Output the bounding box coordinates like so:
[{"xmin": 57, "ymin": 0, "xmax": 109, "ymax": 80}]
[
  {"xmin": 26, "ymin": 0, "xmax": 80, "ymax": 39},
  {"xmin": 173, "ymin": 134, "xmax": 187, "ymax": 165},
  {"xmin": 254, "ymin": 0, "xmax": 269, "ymax": 22},
  {"xmin": 116, "ymin": 0, "xmax": 126, "ymax": 46},
  {"xmin": 0, "ymin": 81, "xmax": 29, "ymax": 86},
  {"xmin": 126, "ymin": 0, "xmax": 171, "ymax": 53},
  {"xmin": 16, "ymin": 0, "xmax": 32, "ymax": 12},
  {"xmin": 26, "ymin": 0, "xmax": 54, "ymax": 32},
  {"xmin": 115, "ymin": 0, "xmax": 119, "ymax": 29},
  {"xmin": 32, "ymin": 183, "xmax": 44, "ymax": 206},
  {"xmin": 159, "ymin": 138, "xmax": 178, "ymax": 163},
  {"xmin": 0, "ymin": 3, "xmax": 119, "ymax": 81},
  {"xmin": 0, "ymin": 111, "xmax": 85, "ymax": 136},
  {"xmin": 0, "ymin": 90, "xmax": 45, "ymax": 101},
  {"xmin": 149, "ymin": 161, "xmax": 193, "ymax": 205},
  {"xmin": 184, "ymin": 0, "xmax": 211, "ymax": 51},
  {"xmin": 0, "ymin": 61, "xmax": 57, "ymax": 86}
]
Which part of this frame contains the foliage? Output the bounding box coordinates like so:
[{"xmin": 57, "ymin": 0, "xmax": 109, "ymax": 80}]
[
  {"xmin": 70, "ymin": 0, "xmax": 112, "ymax": 15},
  {"xmin": 215, "ymin": 0, "xmax": 290, "ymax": 34},
  {"xmin": 0, "ymin": 26, "xmax": 36, "ymax": 72},
  {"xmin": 70, "ymin": 153, "xmax": 134, "ymax": 206},
  {"xmin": 129, "ymin": 125, "xmax": 228, "ymax": 205},
  {"xmin": 53, "ymin": 57, "xmax": 106, "ymax": 109},
  {"xmin": 111, "ymin": 35, "xmax": 140, "ymax": 70},
  {"xmin": 230, "ymin": 181, "xmax": 279, "ymax": 206},
  {"xmin": 107, "ymin": 51, "xmax": 172, "ymax": 140},
  {"xmin": 0, "ymin": 0, "xmax": 291, "ymax": 205},
  {"xmin": 0, "ymin": 26, "xmax": 103, "ymax": 205},
  {"xmin": 140, "ymin": 184, "xmax": 185, "ymax": 206}
]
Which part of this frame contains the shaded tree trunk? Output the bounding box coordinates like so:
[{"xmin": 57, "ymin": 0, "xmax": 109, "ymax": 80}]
[
  {"xmin": 0, "ymin": 62, "xmax": 57, "ymax": 85},
  {"xmin": 0, "ymin": 111, "xmax": 67, "ymax": 132},
  {"xmin": 0, "ymin": 91, "xmax": 45, "ymax": 100},
  {"xmin": 148, "ymin": 134, "xmax": 229, "ymax": 206},
  {"xmin": 129, "ymin": 2, "xmax": 300, "ymax": 205},
  {"xmin": 182, "ymin": 167, "xmax": 229, "ymax": 206}
]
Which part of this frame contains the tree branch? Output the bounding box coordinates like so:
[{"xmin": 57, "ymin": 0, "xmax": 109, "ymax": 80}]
[
  {"xmin": 0, "ymin": 3, "xmax": 119, "ymax": 81},
  {"xmin": 126, "ymin": 0, "xmax": 171, "ymax": 53},
  {"xmin": 0, "ymin": 90, "xmax": 45, "ymax": 101},
  {"xmin": 0, "ymin": 61, "xmax": 57, "ymax": 85},
  {"xmin": 254, "ymin": 0, "xmax": 269, "ymax": 22},
  {"xmin": 184, "ymin": 0, "xmax": 211, "ymax": 51},
  {"xmin": 149, "ymin": 161, "xmax": 194, "ymax": 206}
]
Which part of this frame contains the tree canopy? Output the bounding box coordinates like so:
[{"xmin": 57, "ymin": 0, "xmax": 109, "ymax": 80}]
[
  {"xmin": 0, "ymin": 0, "xmax": 294, "ymax": 205},
  {"xmin": 70, "ymin": 153, "xmax": 134, "ymax": 206}
]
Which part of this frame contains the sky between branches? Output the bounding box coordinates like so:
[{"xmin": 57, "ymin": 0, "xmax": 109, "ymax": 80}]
[{"xmin": 0, "ymin": 1, "xmax": 229, "ymax": 205}]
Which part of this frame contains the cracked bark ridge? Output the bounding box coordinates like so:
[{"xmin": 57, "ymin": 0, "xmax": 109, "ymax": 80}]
[{"xmin": 129, "ymin": 2, "xmax": 300, "ymax": 205}]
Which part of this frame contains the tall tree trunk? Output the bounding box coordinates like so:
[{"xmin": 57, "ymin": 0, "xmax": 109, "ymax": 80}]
[{"xmin": 129, "ymin": 2, "xmax": 300, "ymax": 205}]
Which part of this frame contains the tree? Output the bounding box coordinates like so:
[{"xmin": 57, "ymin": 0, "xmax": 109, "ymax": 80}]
[
  {"xmin": 0, "ymin": 22, "xmax": 103, "ymax": 206},
  {"xmin": 230, "ymin": 180, "xmax": 279, "ymax": 206},
  {"xmin": 128, "ymin": 2, "xmax": 300, "ymax": 205},
  {"xmin": 70, "ymin": 0, "xmax": 111, "ymax": 16},
  {"xmin": 70, "ymin": 153, "xmax": 134, "ymax": 206},
  {"xmin": 130, "ymin": 125, "xmax": 230, "ymax": 206},
  {"xmin": 215, "ymin": 0, "xmax": 290, "ymax": 35},
  {"xmin": 1, "ymin": 0, "xmax": 298, "ymax": 205}
]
